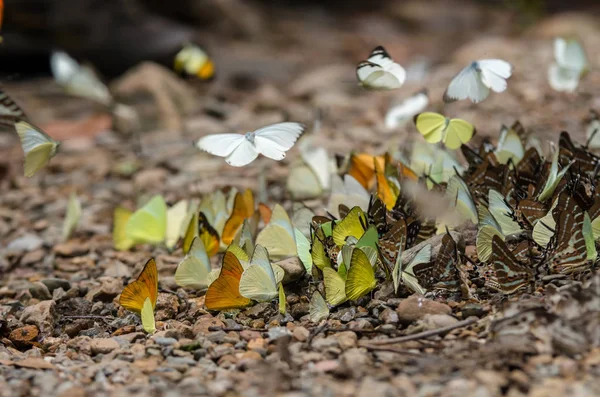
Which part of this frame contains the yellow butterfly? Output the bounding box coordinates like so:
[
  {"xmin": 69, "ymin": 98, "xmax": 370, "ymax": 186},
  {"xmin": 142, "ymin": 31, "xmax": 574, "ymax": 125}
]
[
  {"xmin": 238, "ymin": 244, "xmax": 285, "ymax": 302},
  {"xmin": 255, "ymin": 204, "xmax": 297, "ymax": 260},
  {"xmin": 113, "ymin": 207, "xmax": 135, "ymax": 251},
  {"xmin": 174, "ymin": 237, "xmax": 212, "ymax": 291},
  {"xmin": 278, "ymin": 283, "xmax": 286, "ymax": 315},
  {"xmin": 345, "ymin": 247, "xmax": 376, "ymax": 300},
  {"xmin": 124, "ymin": 195, "xmax": 167, "ymax": 245},
  {"xmin": 322, "ymin": 266, "xmax": 347, "ymax": 306},
  {"xmin": 62, "ymin": 191, "xmax": 82, "ymax": 241},
  {"xmin": 332, "ymin": 206, "xmax": 367, "ymax": 247},
  {"xmin": 414, "ymin": 112, "xmax": 475, "ymax": 150},
  {"xmin": 119, "ymin": 258, "xmax": 159, "ymax": 334},
  {"xmin": 174, "ymin": 43, "xmax": 215, "ymax": 80},
  {"xmin": 16, "ymin": 120, "xmax": 60, "ymax": 177},
  {"xmin": 205, "ymin": 251, "xmax": 251, "ymax": 311},
  {"xmin": 222, "ymin": 190, "xmax": 254, "ymax": 245},
  {"xmin": 183, "ymin": 210, "xmax": 220, "ymax": 256},
  {"xmin": 165, "ymin": 200, "xmax": 189, "ymax": 250},
  {"xmin": 309, "ymin": 291, "xmax": 329, "ymax": 323}
]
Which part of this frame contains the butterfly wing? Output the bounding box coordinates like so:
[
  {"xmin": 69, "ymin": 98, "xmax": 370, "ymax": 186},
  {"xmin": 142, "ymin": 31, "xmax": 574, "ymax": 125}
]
[
  {"xmin": 16, "ymin": 121, "xmax": 58, "ymax": 177},
  {"xmin": 239, "ymin": 265, "xmax": 278, "ymax": 302},
  {"xmin": 222, "ymin": 190, "xmax": 254, "ymax": 244},
  {"xmin": 175, "ymin": 237, "xmax": 212, "ymax": 290},
  {"xmin": 165, "ymin": 200, "xmax": 189, "ymax": 250},
  {"xmin": 62, "ymin": 192, "xmax": 82, "ymax": 241},
  {"xmin": 205, "ymin": 252, "xmax": 251, "ymax": 310},
  {"xmin": 256, "ymin": 204, "xmax": 297, "ymax": 259},
  {"xmin": 309, "ymin": 291, "xmax": 329, "ymax": 323},
  {"xmin": 113, "ymin": 207, "xmax": 135, "ymax": 251},
  {"xmin": 345, "ymin": 248, "xmax": 376, "ymax": 300},
  {"xmin": 119, "ymin": 258, "xmax": 159, "ymax": 313},
  {"xmin": 332, "ymin": 206, "xmax": 367, "ymax": 246},
  {"xmin": 478, "ymin": 59, "xmax": 512, "ymax": 92},
  {"xmin": 196, "ymin": 133, "xmax": 246, "ymax": 157},
  {"xmin": 444, "ymin": 64, "xmax": 490, "ymax": 103},
  {"xmin": 385, "ymin": 91, "xmax": 429, "ymax": 129},
  {"xmin": 445, "ymin": 118, "xmax": 475, "ymax": 149},
  {"xmin": 415, "ymin": 112, "xmax": 447, "ymax": 144},
  {"xmin": 125, "ymin": 195, "xmax": 167, "ymax": 244},
  {"xmin": 323, "ymin": 267, "xmax": 347, "ymax": 306},
  {"xmin": 141, "ymin": 297, "xmax": 156, "ymax": 334}
]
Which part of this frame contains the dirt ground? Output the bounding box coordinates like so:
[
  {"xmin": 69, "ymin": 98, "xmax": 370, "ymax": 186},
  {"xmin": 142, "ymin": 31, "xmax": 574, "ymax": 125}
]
[{"xmin": 1, "ymin": 1, "xmax": 600, "ymax": 396}]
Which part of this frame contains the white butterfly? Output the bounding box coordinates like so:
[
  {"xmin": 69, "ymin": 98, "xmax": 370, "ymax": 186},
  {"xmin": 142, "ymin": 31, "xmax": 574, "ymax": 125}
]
[
  {"xmin": 443, "ymin": 59, "xmax": 513, "ymax": 103},
  {"xmin": 548, "ymin": 37, "xmax": 588, "ymax": 93},
  {"xmin": 385, "ymin": 90, "xmax": 429, "ymax": 129},
  {"xmin": 356, "ymin": 46, "xmax": 406, "ymax": 90},
  {"xmin": 196, "ymin": 122, "xmax": 305, "ymax": 167},
  {"xmin": 16, "ymin": 120, "xmax": 60, "ymax": 177},
  {"xmin": 50, "ymin": 51, "xmax": 112, "ymax": 105}
]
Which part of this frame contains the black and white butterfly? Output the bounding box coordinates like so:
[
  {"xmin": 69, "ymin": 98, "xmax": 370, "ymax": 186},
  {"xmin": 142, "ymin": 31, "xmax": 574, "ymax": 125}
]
[
  {"xmin": 443, "ymin": 59, "xmax": 513, "ymax": 103},
  {"xmin": 196, "ymin": 122, "xmax": 305, "ymax": 167},
  {"xmin": 356, "ymin": 46, "xmax": 406, "ymax": 90}
]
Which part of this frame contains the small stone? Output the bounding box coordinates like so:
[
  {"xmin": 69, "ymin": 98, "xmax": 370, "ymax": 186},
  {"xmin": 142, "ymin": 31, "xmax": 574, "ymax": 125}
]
[
  {"xmin": 267, "ymin": 327, "xmax": 290, "ymax": 341},
  {"xmin": 340, "ymin": 348, "xmax": 372, "ymax": 377},
  {"xmin": 292, "ymin": 326, "xmax": 310, "ymax": 342},
  {"xmin": 462, "ymin": 303, "xmax": 489, "ymax": 318},
  {"xmin": 20, "ymin": 250, "xmax": 45, "ymax": 267},
  {"xmin": 238, "ymin": 350, "xmax": 263, "ymax": 368},
  {"xmin": 274, "ymin": 257, "xmax": 305, "ymax": 283},
  {"xmin": 7, "ymin": 234, "xmax": 44, "ymax": 252},
  {"xmin": 335, "ymin": 331, "xmax": 357, "ymax": 349},
  {"xmin": 20, "ymin": 300, "xmax": 57, "ymax": 335},
  {"xmin": 9, "ymin": 325, "xmax": 39, "ymax": 347},
  {"xmin": 239, "ymin": 330, "xmax": 262, "ymax": 341},
  {"xmin": 247, "ymin": 338, "xmax": 266, "ymax": 351},
  {"xmin": 153, "ymin": 337, "xmax": 178, "ymax": 346},
  {"xmin": 244, "ymin": 302, "xmax": 272, "ymax": 318},
  {"xmin": 85, "ymin": 277, "xmax": 122, "ymax": 302},
  {"xmin": 193, "ymin": 315, "xmax": 225, "ymax": 336},
  {"xmin": 41, "ymin": 278, "xmax": 72, "ymax": 293},
  {"xmin": 29, "ymin": 282, "xmax": 52, "ymax": 300},
  {"xmin": 313, "ymin": 359, "xmax": 339, "ymax": 372},
  {"xmin": 13, "ymin": 357, "xmax": 55, "ymax": 370},
  {"xmin": 379, "ymin": 307, "xmax": 399, "ymax": 325},
  {"xmin": 421, "ymin": 314, "xmax": 459, "ymax": 330},
  {"xmin": 312, "ymin": 336, "xmax": 339, "ymax": 350},
  {"xmin": 357, "ymin": 377, "xmax": 396, "ymax": 397},
  {"xmin": 396, "ymin": 295, "xmax": 452, "ymax": 324},
  {"xmin": 103, "ymin": 262, "xmax": 132, "ymax": 278},
  {"xmin": 53, "ymin": 241, "xmax": 89, "ymax": 257},
  {"xmin": 90, "ymin": 338, "xmax": 120, "ymax": 355}
]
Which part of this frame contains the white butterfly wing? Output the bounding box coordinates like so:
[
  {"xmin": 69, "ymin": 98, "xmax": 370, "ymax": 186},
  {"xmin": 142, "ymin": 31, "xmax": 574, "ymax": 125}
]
[
  {"xmin": 50, "ymin": 51, "xmax": 80, "ymax": 85},
  {"xmin": 443, "ymin": 64, "xmax": 489, "ymax": 103},
  {"xmin": 385, "ymin": 92, "xmax": 429, "ymax": 129},
  {"xmin": 477, "ymin": 59, "xmax": 512, "ymax": 79},
  {"xmin": 196, "ymin": 133, "xmax": 246, "ymax": 157},
  {"xmin": 254, "ymin": 122, "xmax": 305, "ymax": 151},
  {"xmin": 16, "ymin": 121, "xmax": 57, "ymax": 154},
  {"xmin": 548, "ymin": 64, "xmax": 580, "ymax": 93},
  {"xmin": 226, "ymin": 138, "xmax": 259, "ymax": 167}
]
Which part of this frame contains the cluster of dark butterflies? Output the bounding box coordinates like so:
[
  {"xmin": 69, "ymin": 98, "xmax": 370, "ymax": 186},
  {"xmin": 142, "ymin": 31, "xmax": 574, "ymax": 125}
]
[{"xmin": 312, "ymin": 124, "xmax": 600, "ymax": 303}]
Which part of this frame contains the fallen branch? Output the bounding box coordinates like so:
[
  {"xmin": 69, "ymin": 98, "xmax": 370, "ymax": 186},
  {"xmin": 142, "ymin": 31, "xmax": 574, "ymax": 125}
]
[
  {"xmin": 359, "ymin": 316, "xmax": 478, "ymax": 346},
  {"xmin": 62, "ymin": 315, "xmax": 112, "ymax": 320},
  {"xmin": 359, "ymin": 344, "xmax": 423, "ymax": 356}
]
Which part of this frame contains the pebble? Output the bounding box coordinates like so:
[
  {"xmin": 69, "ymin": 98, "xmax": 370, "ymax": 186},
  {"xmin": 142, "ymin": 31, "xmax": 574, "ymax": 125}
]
[
  {"xmin": 153, "ymin": 337, "xmax": 178, "ymax": 346},
  {"xmin": 90, "ymin": 338, "xmax": 120, "ymax": 355},
  {"xmin": 334, "ymin": 331, "xmax": 357, "ymax": 350},
  {"xmin": 85, "ymin": 277, "xmax": 122, "ymax": 302},
  {"xmin": 7, "ymin": 233, "xmax": 44, "ymax": 252},
  {"xmin": 312, "ymin": 359, "xmax": 339, "ymax": 373},
  {"xmin": 274, "ymin": 256, "xmax": 305, "ymax": 283},
  {"xmin": 20, "ymin": 300, "xmax": 57, "ymax": 335},
  {"xmin": 29, "ymin": 282, "xmax": 52, "ymax": 300},
  {"xmin": 396, "ymin": 295, "xmax": 452, "ymax": 324},
  {"xmin": 292, "ymin": 326, "xmax": 310, "ymax": 342},
  {"xmin": 193, "ymin": 315, "xmax": 225, "ymax": 335},
  {"xmin": 421, "ymin": 314, "xmax": 459, "ymax": 330},
  {"xmin": 312, "ymin": 336, "xmax": 339, "ymax": 350},
  {"xmin": 379, "ymin": 307, "xmax": 399, "ymax": 324},
  {"xmin": 239, "ymin": 330, "xmax": 262, "ymax": 341}
]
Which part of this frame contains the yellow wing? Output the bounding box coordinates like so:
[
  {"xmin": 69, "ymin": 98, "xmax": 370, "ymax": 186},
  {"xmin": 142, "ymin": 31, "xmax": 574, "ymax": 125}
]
[
  {"xmin": 309, "ymin": 291, "xmax": 329, "ymax": 323},
  {"xmin": 332, "ymin": 206, "xmax": 366, "ymax": 246},
  {"xmin": 141, "ymin": 297, "xmax": 156, "ymax": 334},
  {"xmin": 239, "ymin": 265, "xmax": 278, "ymax": 302},
  {"xmin": 113, "ymin": 207, "xmax": 135, "ymax": 251},
  {"xmin": 174, "ymin": 237, "xmax": 212, "ymax": 290},
  {"xmin": 205, "ymin": 252, "xmax": 251, "ymax": 311},
  {"xmin": 23, "ymin": 143, "xmax": 56, "ymax": 178},
  {"xmin": 255, "ymin": 204, "xmax": 296, "ymax": 259},
  {"xmin": 374, "ymin": 157, "xmax": 397, "ymax": 210},
  {"xmin": 222, "ymin": 190, "xmax": 254, "ymax": 245},
  {"xmin": 165, "ymin": 200, "xmax": 189, "ymax": 250},
  {"xmin": 415, "ymin": 112, "xmax": 447, "ymax": 144},
  {"xmin": 16, "ymin": 120, "xmax": 59, "ymax": 177},
  {"xmin": 445, "ymin": 118, "xmax": 475, "ymax": 149},
  {"xmin": 323, "ymin": 267, "xmax": 347, "ymax": 306},
  {"xmin": 119, "ymin": 258, "xmax": 159, "ymax": 314},
  {"xmin": 125, "ymin": 195, "xmax": 167, "ymax": 244},
  {"xmin": 345, "ymin": 248, "xmax": 376, "ymax": 300},
  {"xmin": 278, "ymin": 283, "xmax": 286, "ymax": 315},
  {"xmin": 62, "ymin": 192, "xmax": 82, "ymax": 241}
]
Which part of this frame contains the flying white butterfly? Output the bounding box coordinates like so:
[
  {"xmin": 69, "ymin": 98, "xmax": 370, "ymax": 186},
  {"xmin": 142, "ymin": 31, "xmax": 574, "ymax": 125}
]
[
  {"xmin": 196, "ymin": 122, "xmax": 305, "ymax": 167},
  {"xmin": 16, "ymin": 121, "xmax": 60, "ymax": 177},
  {"xmin": 385, "ymin": 90, "xmax": 429, "ymax": 129},
  {"xmin": 443, "ymin": 59, "xmax": 513, "ymax": 103},
  {"xmin": 50, "ymin": 51, "xmax": 112, "ymax": 105},
  {"xmin": 356, "ymin": 46, "xmax": 406, "ymax": 90},
  {"xmin": 548, "ymin": 37, "xmax": 588, "ymax": 93}
]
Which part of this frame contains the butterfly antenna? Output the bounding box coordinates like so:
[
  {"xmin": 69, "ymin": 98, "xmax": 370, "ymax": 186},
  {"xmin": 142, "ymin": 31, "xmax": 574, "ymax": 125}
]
[{"xmin": 585, "ymin": 128, "xmax": 599, "ymax": 149}]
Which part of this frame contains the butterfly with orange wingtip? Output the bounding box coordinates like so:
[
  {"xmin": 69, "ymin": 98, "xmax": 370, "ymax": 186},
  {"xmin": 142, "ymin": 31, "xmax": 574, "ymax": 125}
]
[
  {"xmin": 205, "ymin": 251, "xmax": 251, "ymax": 311},
  {"xmin": 119, "ymin": 258, "xmax": 159, "ymax": 334},
  {"xmin": 221, "ymin": 189, "xmax": 255, "ymax": 245}
]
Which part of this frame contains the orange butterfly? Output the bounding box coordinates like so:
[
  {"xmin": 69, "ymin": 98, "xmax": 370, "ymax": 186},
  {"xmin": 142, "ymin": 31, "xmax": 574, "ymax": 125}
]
[
  {"xmin": 258, "ymin": 202, "xmax": 272, "ymax": 224},
  {"xmin": 119, "ymin": 258, "xmax": 158, "ymax": 314},
  {"xmin": 221, "ymin": 189, "xmax": 254, "ymax": 244},
  {"xmin": 205, "ymin": 251, "xmax": 251, "ymax": 311},
  {"xmin": 375, "ymin": 156, "xmax": 398, "ymax": 210},
  {"xmin": 348, "ymin": 153, "xmax": 385, "ymax": 190}
]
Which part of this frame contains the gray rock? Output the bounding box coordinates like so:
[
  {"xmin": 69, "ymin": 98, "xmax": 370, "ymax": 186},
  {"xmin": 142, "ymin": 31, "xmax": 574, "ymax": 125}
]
[
  {"xmin": 153, "ymin": 337, "xmax": 178, "ymax": 346},
  {"xmin": 29, "ymin": 282, "xmax": 52, "ymax": 300},
  {"xmin": 421, "ymin": 314, "xmax": 459, "ymax": 330},
  {"xmin": 275, "ymin": 257, "xmax": 305, "ymax": 283},
  {"xmin": 396, "ymin": 295, "xmax": 452, "ymax": 324},
  {"xmin": 20, "ymin": 300, "xmax": 57, "ymax": 335},
  {"xmin": 85, "ymin": 277, "xmax": 122, "ymax": 302},
  {"xmin": 90, "ymin": 338, "xmax": 120, "ymax": 355},
  {"xmin": 7, "ymin": 234, "xmax": 44, "ymax": 252},
  {"xmin": 379, "ymin": 307, "xmax": 399, "ymax": 325},
  {"xmin": 41, "ymin": 278, "xmax": 72, "ymax": 293}
]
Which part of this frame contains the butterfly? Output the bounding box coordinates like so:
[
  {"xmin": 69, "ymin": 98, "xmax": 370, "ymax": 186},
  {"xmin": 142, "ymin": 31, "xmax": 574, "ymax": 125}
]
[
  {"xmin": 255, "ymin": 204, "xmax": 297, "ymax": 260},
  {"xmin": 548, "ymin": 37, "xmax": 588, "ymax": 93},
  {"xmin": 537, "ymin": 145, "xmax": 573, "ymax": 202},
  {"xmin": 347, "ymin": 153, "xmax": 385, "ymax": 190},
  {"xmin": 222, "ymin": 190, "xmax": 255, "ymax": 245},
  {"xmin": 374, "ymin": 155, "xmax": 400, "ymax": 210},
  {"xmin": 414, "ymin": 112, "xmax": 475, "ymax": 150},
  {"xmin": 395, "ymin": 244, "xmax": 432, "ymax": 295},
  {"xmin": 328, "ymin": 174, "xmax": 370, "ymax": 218},
  {"xmin": 15, "ymin": 120, "xmax": 60, "ymax": 177},
  {"xmin": 356, "ymin": 46, "xmax": 406, "ymax": 90},
  {"xmin": 239, "ymin": 245, "xmax": 285, "ymax": 302},
  {"xmin": 174, "ymin": 237, "xmax": 213, "ymax": 291},
  {"xmin": 196, "ymin": 122, "xmax": 305, "ymax": 167},
  {"xmin": 165, "ymin": 200, "xmax": 190, "ymax": 251},
  {"xmin": 113, "ymin": 207, "xmax": 135, "ymax": 251},
  {"xmin": 431, "ymin": 234, "xmax": 460, "ymax": 291},
  {"xmin": 119, "ymin": 258, "xmax": 159, "ymax": 334},
  {"xmin": 309, "ymin": 291, "xmax": 329, "ymax": 323},
  {"xmin": 50, "ymin": 51, "xmax": 112, "ymax": 105},
  {"xmin": 62, "ymin": 192, "xmax": 82, "ymax": 242},
  {"xmin": 410, "ymin": 141, "xmax": 464, "ymax": 185},
  {"xmin": 205, "ymin": 251, "xmax": 251, "ymax": 311},
  {"xmin": 345, "ymin": 247, "xmax": 376, "ymax": 301},
  {"xmin": 548, "ymin": 201, "xmax": 593, "ymax": 274},
  {"xmin": 124, "ymin": 195, "xmax": 167, "ymax": 245},
  {"xmin": 494, "ymin": 122, "xmax": 525, "ymax": 165},
  {"xmin": 443, "ymin": 59, "xmax": 513, "ymax": 103},
  {"xmin": 0, "ymin": 88, "xmax": 27, "ymax": 119},
  {"xmin": 486, "ymin": 236, "xmax": 533, "ymax": 295},
  {"xmin": 446, "ymin": 175, "xmax": 478, "ymax": 225},
  {"xmin": 332, "ymin": 206, "xmax": 367, "ymax": 247},
  {"xmin": 385, "ymin": 90, "xmax": 429, "ymax": 130},
  {"xmin": 322, "ymin": 266, "xmax": 347, "ymax": 306},
  {"xmin": 287, "ymin": 137, "xmax": 331, "ymax": 200},
  {"xmin": 174, "ymin": 43, "xmax": 215, "ymax": 80}
]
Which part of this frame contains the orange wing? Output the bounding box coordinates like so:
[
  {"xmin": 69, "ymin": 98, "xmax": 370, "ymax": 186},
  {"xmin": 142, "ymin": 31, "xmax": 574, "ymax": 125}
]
[
  {"xmin": 205, "ymin": 252, "xmax": 251, "ymax": 311},
  {"xmin": 398, "ymin": 162, "xmax": 418, "ymax": 181},
  {"xmin": 348, "ymin": 153, "xmax": 385, "ymax": 190},
  {"xmin": 375, "ymin": 157, "xmax": 397, "ymax": 210},
  {"xmin": 198, "ymin": 212, "xmax": 220, "ymax": 256},
  {"xmin": 258, "ymin": 203, "xmax": 272, "ymax": 224},
  {"xmin": 119, "ymin": 258, "xmax": 159, "ymax": 313},
  {"xmin": 222, "ymin": 189, "xmax": 254, "ymax": 244}
]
